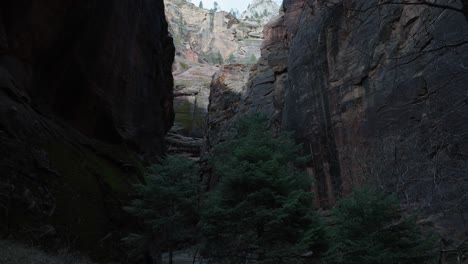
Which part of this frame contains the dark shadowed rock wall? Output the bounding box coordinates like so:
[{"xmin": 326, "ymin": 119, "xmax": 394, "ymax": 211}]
[
  {"xmin": 203, "ymin": 64, "xmax": 252, "ymax": 152},
  {"xmin": 283, "ymin": 0, "xmax": 468, "ymax": 209},
  {"xmin": 0, "ymin": 0, "xmax": 174, "ymax": 259},
  {"xmin": 206, "ymin": 0, "xmax": 468, "ymax": 212}
]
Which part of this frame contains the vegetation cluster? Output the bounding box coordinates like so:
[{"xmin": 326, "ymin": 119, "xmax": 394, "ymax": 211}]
[{"xmin": 124, "ymin": 115, "xmax": 438, "ymax": 264}]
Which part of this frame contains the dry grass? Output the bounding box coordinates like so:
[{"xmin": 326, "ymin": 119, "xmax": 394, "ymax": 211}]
[{"xmin": 0, "ymin": 239, "xmax": 96, "ymax": 264}]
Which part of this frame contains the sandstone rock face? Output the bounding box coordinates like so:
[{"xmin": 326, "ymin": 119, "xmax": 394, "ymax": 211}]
[
  {"xmin": 167, "ymin": 63, "xmax": 218, "ymax": 158},
  {"xmin": 242, "ymin": 0, "xmax": 281, "ymax": 25},
  {"xmin": 165, "ymin": 0, "xmax": 279, "ymax": 158},
  {"xmin": 283, "ymin": 0, "xmax": 468, "ymax": 210},
  {"xmin": 172, "ymin": 64, "xmax": 218, "ymax": 138},
  {"xmin": 207, "ymin": 0, "xmax": 468, "ymax": 214},
  {"xmin": 0, "ymin": 0, "xmax": 174, "ymax": 259},
  {"xmin": 202, "ymin": 2, "xmax": 302, "ymax": 155},
  {"xmin": 203, "ymin": 64, "xmax": 253, "ymax": 153},
  {"xmin": 165, "ymin": 0, "xmax": 269, "ymax": 65}
]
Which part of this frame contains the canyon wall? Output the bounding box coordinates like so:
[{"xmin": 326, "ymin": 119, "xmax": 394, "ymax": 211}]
[
  {"xmin": 206, "ymin": 0, "xmax": 468, "ymax": 215},
  {"xmin": 242, "ymin": 0, "xmax": 281, "ymax": 25},
  {"xmin": 164, "ymin": 0, "xmax": 280, "ymax": 158},
  {"xmin": 165, "ymin": 0, "xmax": 266, "ymax": 67},
  {"xmin": 0, "ymin": 0, "xmax": 174, "ymax": 259}
]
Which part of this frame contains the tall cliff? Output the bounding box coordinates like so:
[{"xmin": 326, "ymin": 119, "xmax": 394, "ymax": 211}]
[
  {"xmin": 241, "ymin": 0, "xmax": 280, "ymax": 25},
  {"xmin": 206, "ymin": 0, "xmax": 468, "ymax": 216},
  {"xmin": 164, "ymin": 0, "xmax": 280, "ymax": 158},
  {"xmin": 165, "ymin": 0, "xmax": 266, "ymax": 67},
  {"xmin": 0, "ymin": 0, "xmax": 174, "ymax": 259}
]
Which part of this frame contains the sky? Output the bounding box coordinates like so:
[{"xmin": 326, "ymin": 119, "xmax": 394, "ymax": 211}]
[{"xmin": 190, "ymin": 0, "xmax": 283, "ymax": 13}]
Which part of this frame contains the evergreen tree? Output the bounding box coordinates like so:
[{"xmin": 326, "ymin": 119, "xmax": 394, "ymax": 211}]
[
  {"xmin": 123, "ymin": 155, "xmax": 201, "ymax": 263},
  {"xmin": 226, "ymin": 53, "xmax": 236, "ymax": 64},
  {"xmin": 327, "ymin": 187, "xmax": 437, "ymax": 264},
  {"xmin": 250, "ymin": 54, "xmax": 257, "ymax": 63},
  {"xmin": 200, "ymin": 114, "xmax": 326, "ymax": 263},
  {"xmin": 198, "ymin": 0, "xmax": 203, "ymax": 9},
  {"xmin": 215, "ymin": 51, "xmax": 223, "ymax": 65}
]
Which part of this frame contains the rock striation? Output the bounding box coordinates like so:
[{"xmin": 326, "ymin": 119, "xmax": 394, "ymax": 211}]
[
  {"xmin": 167, "ymin": 63, "xmax": 218, "ymax": 158},
  {"xmin": 0, "ymin": 0, "xmax": 174, "ymax": 259},
  {"xmin": 241, "ymin": 0, "xmax": 281, "ymax": 25},
  {"xmin": 165, "ymin": 0, "xmax": 266, "ymax": 66},
  {"xmin": 165, "ymin": 0, "xmax": 281, "ymax": 158},
  {"xmin": 206, "ymin": 0, "xmax": 468, "ymax": 213},
  {"xmin": 203, "ymin": 64, "xmax": 253, "ymax": 153}
]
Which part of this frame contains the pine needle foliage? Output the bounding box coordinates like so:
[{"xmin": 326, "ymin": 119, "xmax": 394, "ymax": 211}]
[
  {"xmin": 326, "ymin": 186, "xmax": 437, "ymax": 264},
  {"xmin": 200, "ymin": 114, "xmax": 326, "ymax": 264},
  {"xmin": 123, "ymin": 155, "xmax": 201, "ymax": 261}
]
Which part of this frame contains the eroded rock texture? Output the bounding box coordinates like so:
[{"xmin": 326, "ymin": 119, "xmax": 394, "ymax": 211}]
[
  {"xmin": 164, "ymin": 0, "xmax": 278, "ymax": 158},
  {"xmin": 166, "ymin": 64, "xmax": 218, "ymax": 158},
  {"xmin": 241, "ymin": 0, "xmax": 281, "ymax": 25},
  {"xmin": 203, "ymin": 64, "xmax": 253, "ymax": 152},
  {"xmin": 0, "ymin": 0, "xmax": 174, "ymax": 259},
  {"xmin": 165, "ymin": 0, "xmax": 265, "ymax": 66},
  {"xmin": 207, "ymin": 0, "xmax": 468, "ymax": 214}
]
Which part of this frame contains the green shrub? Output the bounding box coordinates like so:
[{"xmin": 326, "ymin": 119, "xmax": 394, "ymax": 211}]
[
  {"xmin": 326, "ymin": 187, "xmax": 437, "ymax": 264},
  {"xmin": 215, "ymin": 51, "xmax": 223, "ymax": 64},
  {"xmin": 200, "ymin": 114, "xmax": 326, "ymax": 263},
  {"xmin": 123, "ymin": 155, "xmax": 201, "ymax": 263},
  {"xmin": 226, "ymin": 53, "xmax": 236, "ymax": 64},
  {"xmin": 179, "ymin": 61, "xmax": 188, "ymax": 70},
  {"xmin": 250, "ymin": 54, "xmax": 257, "ymax": 63}
]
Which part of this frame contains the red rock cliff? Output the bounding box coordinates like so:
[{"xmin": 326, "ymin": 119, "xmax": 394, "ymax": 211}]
[{"xmin": 206, "ymin": 0, "xmax": 468, "ymax": 213}]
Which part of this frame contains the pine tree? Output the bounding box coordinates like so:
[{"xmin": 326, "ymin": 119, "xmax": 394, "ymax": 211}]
[
  {"xmin": 226, "ymin": 53, "xmax": 236, "ymax": 64},
  {"xmin": 250, "ymin": 54, "xmax": 257, "ymax": 63},
  {"xmin": 327, "ymin": 187, "xmax": 437, "ymax": 264},
  {"xmin": 198, "ymin": 0, "xmax": 203, "ymax": 9},
  {"xmin": 200, "ymin": 114, "xmax": 326, "ymax": 263},
  {"xmin": 123, "ymin": 155, "xmax": 201, "ymax": 263},
  {"xmin": 215, "ymin": 51, "xmax": 223, "ymax": 64}
]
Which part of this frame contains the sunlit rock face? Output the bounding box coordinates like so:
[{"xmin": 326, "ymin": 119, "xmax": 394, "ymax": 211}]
[
  {"xmin": 165, "ymin": 0, "xmax": 268, "ymax": 66},
  {"xmin": 206, "ymin": 0, "xmax": 468, "ymax": 216},
  {"xmin": 166, "ymin": 63, "xmax": 218, "ymax": 158},
  {"xmin": 165, "ymin": 0, "xmax": 281, "ymax": 157},
  {"xmin": 0, "ymin": 0, "xmax": 174, "ymax": 259},
  {"xmin": 241, "ymin": 0, "xmax": 281, "ymax": 25}
]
